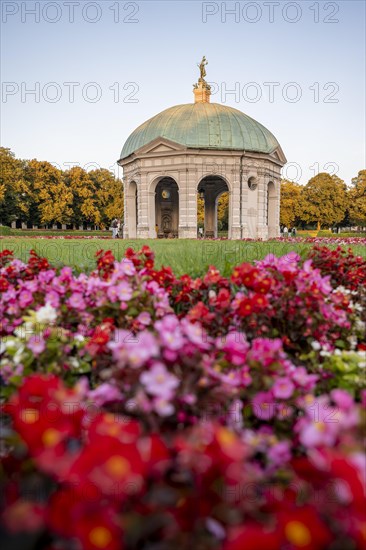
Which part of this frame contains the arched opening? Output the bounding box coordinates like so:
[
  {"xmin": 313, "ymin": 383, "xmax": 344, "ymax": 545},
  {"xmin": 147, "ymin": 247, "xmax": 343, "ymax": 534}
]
[
  {"xmin": 267, "ymin": 181, "xmax": 277, "ymax": 237},
  {"xmin": 197, "ymin": 176, "xmax": 229, "ymax": 238},
  {"xmin": 155, "ymin": 177, "xmax": 179, "ymax": 238},
  {"xmin": 127, "ymin": 181, "xmax": 137, "ymax": 238},
  {"xmin": 248, "ymin": 176, "xmax": 258, "ymax": 191}
]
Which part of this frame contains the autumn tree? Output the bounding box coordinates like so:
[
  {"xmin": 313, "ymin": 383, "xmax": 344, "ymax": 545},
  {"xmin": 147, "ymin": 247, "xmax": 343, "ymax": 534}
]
[
  {"xmin": 348, "ymin": 169, "xmax": 366, "ymax": 226},
  {"xmin": 280, "ymin": 180, "xmax": 303, "ymax": 227},
  {"xmin": 300, "ymin": 173, "xmax": 348, "ymax": 230},
  {"xmin": 217, "ymin": 192, "xmax": 229, "ymax": 230},
  {"xmin": 90, "ymin": 168, "xmax": 124, "ymax": 227},
  {"xmin": 197, "ymin": 195, "xmax": 204, "ymax": 228},
  {"xmin": 63, "ymin": 167, "xmax": 101, "ymax": 227},
  {"xmin": 0, "ymin": 148, "xmax": 29, "ymax": 225},
  {"xmin": 28, "ymin": 160, "xmax": 73, "ymax": 225}
]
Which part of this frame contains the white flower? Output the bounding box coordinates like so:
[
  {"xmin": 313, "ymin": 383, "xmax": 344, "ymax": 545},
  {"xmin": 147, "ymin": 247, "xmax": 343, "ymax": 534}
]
[
  {"xmin": 35, "ymin": 303, "xmax": 57, "ymax": 324},
  {"xmin": 13, "ymin": 346, "xmax": 25, "ymax": 365},
  {"xmin": 68, "ymin": 357, "xmax": 80, "ymax": 368},
  {"xmin": 0, "ymin": 339, "xmax": 17, "ymax": 354},
  {"xmin": 311, "ymin": 341, "xmax": 321, "ymax": 351}
]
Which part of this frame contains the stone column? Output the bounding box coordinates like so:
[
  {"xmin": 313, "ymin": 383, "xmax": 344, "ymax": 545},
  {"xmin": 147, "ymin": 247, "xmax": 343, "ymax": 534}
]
[
  {"xmin": 204, "ymin": 187, "xmax": 216, "ymax": 238},
  {"xmin": 136, "ymin": 173, "xmax": 149, "ymax": 239},
  {"xmin": 147, "ymin": 189, "xmax": 156, "ymax": 238},
  {"xmin": 179, "ymin": 168, "xmax": 198, "ymax": 238},
  {"xmin": 230, "ymin": 162, "xmax": 241, "ymax": 239},
  {"xmin": 257, "ymin": 172, "xmax": 269, "ymax": 240}
]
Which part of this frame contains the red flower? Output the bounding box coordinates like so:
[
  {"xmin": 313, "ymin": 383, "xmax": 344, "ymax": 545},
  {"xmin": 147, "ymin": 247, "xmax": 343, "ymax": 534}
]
[
  {"xmin": 250, "ymin": 293, "xmax": 268, "ymax": 311},
  {"xmin": 216, "ymin": 288, "xmax": 231, "ymax": 309},
  {"xmin": 278, "ymin": 506, "xmax": 334, "ymax": 550},
  {"xmin": 231, "ymin": 264, "xmax": 259, "ymax": 289},
  {"xmin": 224, "ymin": 523, "xmax": 281, "ymax": 550},
  {"xmin": 96, "ymin": 250, "xmax": 115, "ymax": 280},
  {"xmin": 188, "ymin": 301, "xmax": 215, "ymax": 323},
  {"xmin": 87, "ymin": 413, "xmax": 141, "ymax": 444},
  {"xmin": 203, "ymin": 265, "xmax": 223, "ymax": 285},
  {"xmin": 68, "ymin": 434, "xmax": 146, "ymax": 498},
  {"xmin": 238, "ymin": 297, "xmax": 254, "ymax": 317},
  {"xmin": 140, "ymin": 244, "xmax": 154, "ymax": 259},
  {"xmin": 48, "ymin": 489, "xmax": 123, "ymax": 550},
  {"xmin": 5, "ymin": 374, "xmax": 85, "ymax": 478},
  {"xmin": 0, "ymin": 276, "xmax": 9, "ymax": 291},
  {"xmin": 87, "ymin": 320, "xmax": 115, "ymax": 355},
  {"xmin": 0, "ymin": 249, "xmax": 14, "ymax": 267}
]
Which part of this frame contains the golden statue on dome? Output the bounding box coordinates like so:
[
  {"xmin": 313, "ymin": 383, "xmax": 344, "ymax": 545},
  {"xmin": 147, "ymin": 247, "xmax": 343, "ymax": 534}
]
[
  {"xmin": 193, "ymin": 56, "xmax": 211, "ymax": 93},
  {"xmin": 198, "ymin": 55, "xmax": 208, "ymax": 80}
]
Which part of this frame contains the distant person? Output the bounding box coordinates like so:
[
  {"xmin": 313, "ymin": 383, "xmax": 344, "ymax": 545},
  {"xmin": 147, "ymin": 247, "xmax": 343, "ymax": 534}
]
[
  {"xmin": 198, "ymin": 227, "xmax": 204, "ymax": 238},
  {"xmin": 292, "ymin": 227, "xmax": 297, "ymax": 237},
  {"xmin": 111, "ymin": 218, "xmax": 118, "ymax": 238},
  {"xmin": 155, "ymin": 224, "xmax": 159, "ymax": 237},
  {"xmin": 116, "ymin": 219, "xmax": 122, "ymax": 238},
  {"xmin": 283, "ymin": 226, "xmax": 288, "ymax": 237}
]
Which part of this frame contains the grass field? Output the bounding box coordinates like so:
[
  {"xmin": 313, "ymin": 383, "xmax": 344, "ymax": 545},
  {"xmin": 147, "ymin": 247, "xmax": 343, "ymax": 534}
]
[{"xmin": 1, "ymin": 238, "xmax": 365, "ymax": 277}]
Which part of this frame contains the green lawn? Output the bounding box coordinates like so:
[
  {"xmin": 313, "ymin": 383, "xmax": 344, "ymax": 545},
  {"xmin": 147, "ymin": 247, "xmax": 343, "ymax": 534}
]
[{"xmin": 1, "ymin": 238, "xmax": 365, "ymax": 277}]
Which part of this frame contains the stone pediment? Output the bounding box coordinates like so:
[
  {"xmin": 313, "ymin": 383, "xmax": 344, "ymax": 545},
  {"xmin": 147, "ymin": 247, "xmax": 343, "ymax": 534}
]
[
  {"xmin": 134, "ymin": 137, "xmax": 186, "ymax": 157},
  {"xmin": 269, "ymin": 146, "xmax": 287, "ymax": 164}
]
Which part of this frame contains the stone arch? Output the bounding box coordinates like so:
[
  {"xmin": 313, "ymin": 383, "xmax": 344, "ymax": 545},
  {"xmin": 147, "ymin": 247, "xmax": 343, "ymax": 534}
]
[
  {"xmin": 267, "ymin": 181, "xmax": 277, "ymax": 237},
  {"xmin": 148, "ymin": 175, "xmax": 179, "ymax": 238},
  {"xmin": 127, "ymin": 181, "xmax": 138, "ymax": 238},
  {"xmin": 197, "ymin": 174, "xmax": 231, "ymax": 238}
]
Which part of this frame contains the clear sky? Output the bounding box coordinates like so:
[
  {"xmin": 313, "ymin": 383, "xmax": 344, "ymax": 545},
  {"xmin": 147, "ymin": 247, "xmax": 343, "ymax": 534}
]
[{"xmin": 1, "ymin": 0, "xmax": 365, "ymax": 184}]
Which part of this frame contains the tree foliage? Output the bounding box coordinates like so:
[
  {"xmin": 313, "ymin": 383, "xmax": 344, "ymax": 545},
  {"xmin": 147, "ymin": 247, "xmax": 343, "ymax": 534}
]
[
  {"xmin": 0, "ymin": 149, "xmax": 124, "ymax": 228},
  {"xmin": 28, "ymin": 160, "xmax": 73, "ymax": 225},
  {"xmin": 0, "ymin": 148, "xmax": 28, "ymax": 225},
  {"xmin": 280, "ymin": 180, "xmax": 303, "ymax": 227},
  {"xmin": 217, "ymin": 192, "xmax": 229, "ymax": 230},
  {"xmin": 348, "ymin": 170, "xmax": 366, "ymax": 226},
  {"xmin": 300, "ymin": 173, "xmax": 348, "ymax": 230}
]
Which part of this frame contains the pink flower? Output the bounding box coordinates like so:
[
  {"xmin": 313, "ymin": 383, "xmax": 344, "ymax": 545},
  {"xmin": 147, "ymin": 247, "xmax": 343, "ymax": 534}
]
[
  {"xmin": 109, "ymin": 330, "xmax": 159, "ymax": 369},
  {"xmin": 107, "ymin": 285, "xmax": 120, "ymax": 303},
  {"xmin": 155, "ymin": 316, "xmax": 184, "ymax": 350},
  {"xmin": 88, "ymin": 383, "xmax": 122, "ymax": 407},
  {"xmin": 154, "ymin": 396, "xmax": 175, "ymax": 417},
  {"xmin": 247, "ymin": 338, "xmax": 284, "ymax": 367},
  {"xmin": 272, "ymin": 377, "xmax": 295, "ymax": 399},
  {"xmin": 218, "ymin": 331, "xmax": 249, "ymax": 366},
  {"xmin": 297, "ymin": 396, "xmax": 339, "ymax": 447},
  {"xmin": 27, "ymin": 335, "xmax": 46, "ymax": 356},
  {"xmin": 119, "ymin": 259, "xmax": 136, "ymax": 276},
  {"xmin": 252, "ymin": 392, "xmax": 276, "ymax": 421},
  {"xmin": 137, "ymin": 312, "xmax": 151, "ymax": 326},
  {"xmin": 67, "ymin": 293, "xmax": 86, "ymax": 310},
  {"xmin": 331, "ymin": 389, "xmax": 354, "ymax": 410},
  {"xmin": 292, "ymin": 367, "xmax": 318, "ymax": 390},
  {"xmin": 140, "ymin": 362, "xmax": 179, "ymax": 398},
  {"xmin": 268, "ymin": 440, "xmax": 291, "ymax": 466},
  {"xmin": 116, "ymin": 281, "xmax": 133, "ymax": 302},
  {"xmin": 19, "ymin": 290, "xmax": 33, "ymax": 308}
]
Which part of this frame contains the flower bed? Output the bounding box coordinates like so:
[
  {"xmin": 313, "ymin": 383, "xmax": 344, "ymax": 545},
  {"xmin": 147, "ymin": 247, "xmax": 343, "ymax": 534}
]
[
  {"xmin": 1, "ymin": 235, "xmax": 366, "ymax": 246},
  {"xmin": 1, "ymin": 246, "xmax": 365, "ymax": 550}
]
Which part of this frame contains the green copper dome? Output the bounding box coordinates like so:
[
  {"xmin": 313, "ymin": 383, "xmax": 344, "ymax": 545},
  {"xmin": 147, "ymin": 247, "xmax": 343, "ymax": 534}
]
[{"xmin": 120, "ymin": 103, "xmax": 280, "ymax": 160}]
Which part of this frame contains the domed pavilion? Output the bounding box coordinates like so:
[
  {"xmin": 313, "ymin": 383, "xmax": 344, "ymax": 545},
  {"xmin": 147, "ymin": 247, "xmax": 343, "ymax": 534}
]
[{"xmin": 118, "ymin": 59, "xmax": 286, "ymax": 239}]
